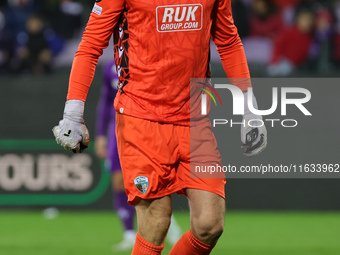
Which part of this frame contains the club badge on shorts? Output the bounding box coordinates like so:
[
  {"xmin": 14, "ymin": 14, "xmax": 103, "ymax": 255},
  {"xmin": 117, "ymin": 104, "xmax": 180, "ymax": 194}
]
[{"xmin": 134, "ymin": 176, "xmax": 149, "ymax": 194}]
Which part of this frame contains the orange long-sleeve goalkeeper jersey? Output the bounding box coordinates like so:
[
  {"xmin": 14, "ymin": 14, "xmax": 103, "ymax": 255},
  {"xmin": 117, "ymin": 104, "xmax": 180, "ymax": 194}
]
[{"xmin": 67, "ymin": 0, "xmax": 251, "ymax": 125}]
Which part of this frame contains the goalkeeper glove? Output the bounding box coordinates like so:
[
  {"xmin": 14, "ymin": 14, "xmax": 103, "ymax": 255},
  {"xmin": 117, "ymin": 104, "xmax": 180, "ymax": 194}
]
[
  {"xmin": 241, "ymin": 91, "xmax": 267, "ymax": 157},
  {"xmin": 52, "ymin": 100, "xmax": 90, "ymax": 153}
]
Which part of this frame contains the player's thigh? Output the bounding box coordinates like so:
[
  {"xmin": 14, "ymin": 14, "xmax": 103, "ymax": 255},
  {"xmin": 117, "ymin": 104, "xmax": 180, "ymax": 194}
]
[
  {"xmin": 134, "ymin": 196, "xmax": 172, "ymax": 243},
  {"xmin": 134, "ymin": 195, "xmax": 172, "ymax": 222},
  {"xmin": 187, "ymin": 189, "xmax": 225, "ymax": 234}
]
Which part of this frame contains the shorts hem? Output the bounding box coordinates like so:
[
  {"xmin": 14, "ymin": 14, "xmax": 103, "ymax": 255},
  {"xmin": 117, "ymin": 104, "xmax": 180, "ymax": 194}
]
[
  {"xmin": 127, "ymin": 184, "xmax": 225, "ymax": 205},
  {"xmin": 180, "ymin": 185, "xmax": 226, "ymax": 199},
  {"xmin": 127, "ymin": 186, "xmax": 185, "ymax": 205}
]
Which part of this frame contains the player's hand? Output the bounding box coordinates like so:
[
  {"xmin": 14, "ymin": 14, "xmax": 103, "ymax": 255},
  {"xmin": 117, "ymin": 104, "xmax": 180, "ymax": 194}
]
[
  {"xmin": 241, "ymin": 92, "xmax": 267, "ymax": 157},
  {"xmin": 52, "ymin": 100, "xmax": 90, "ymax": 153},
  {"xmin": 95, "ymin": 136, "xmax": 107, "ymax": 159}
]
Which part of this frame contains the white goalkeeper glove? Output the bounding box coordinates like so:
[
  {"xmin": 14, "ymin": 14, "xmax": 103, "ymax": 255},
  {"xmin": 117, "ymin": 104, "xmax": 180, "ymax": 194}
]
[
  {"xmin": 52, "ymin": 100, "xmax": 90, "ymax": 153},
  {"xmin": 241, "ymin": 92, "xmax": 267, "ymax": 157}
]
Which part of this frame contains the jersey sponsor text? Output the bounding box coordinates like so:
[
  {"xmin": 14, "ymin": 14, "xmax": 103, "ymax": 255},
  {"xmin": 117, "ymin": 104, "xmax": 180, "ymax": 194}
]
[{"xmin": 156, "ymin": 4, "xmax": 203, "ymax": 32}]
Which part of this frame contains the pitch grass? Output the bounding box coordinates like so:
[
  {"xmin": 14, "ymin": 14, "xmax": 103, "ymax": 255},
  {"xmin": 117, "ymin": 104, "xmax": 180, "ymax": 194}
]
[{"xmin": 0, "ymin": 211, "xmax": 339, "ymax": 255}]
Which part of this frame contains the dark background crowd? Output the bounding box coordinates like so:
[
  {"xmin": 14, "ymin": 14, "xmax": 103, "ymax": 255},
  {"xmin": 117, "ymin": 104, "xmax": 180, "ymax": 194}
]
[
  {"xmin": 0, "ymin": 0, "xmax": 339, "ymax": 76},
  {"xmin": 0, "ymin": 0, "xmax": 85, "ymax": 75}
]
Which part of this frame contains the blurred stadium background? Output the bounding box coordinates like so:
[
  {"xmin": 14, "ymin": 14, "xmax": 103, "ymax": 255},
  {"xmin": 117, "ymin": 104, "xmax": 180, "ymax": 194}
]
[{"xmin": 0, "ymin": 0, "xmax": 340, "ymax": 254}]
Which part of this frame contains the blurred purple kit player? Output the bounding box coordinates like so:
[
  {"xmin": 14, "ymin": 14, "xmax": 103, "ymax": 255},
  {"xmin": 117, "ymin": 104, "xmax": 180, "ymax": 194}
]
[
  {"xmin": 95, "ymin": 60, "xmax": 136, "ymax": 251},
  {"xmin": 96, "ymin": 61, "xmax": 122, "ymax": 173}
]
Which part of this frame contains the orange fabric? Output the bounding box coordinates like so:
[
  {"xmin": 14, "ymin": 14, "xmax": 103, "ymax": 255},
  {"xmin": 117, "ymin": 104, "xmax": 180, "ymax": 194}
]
[
  {"xmin": 67, "ymin": 0, "xmax": 251, "ymax": 124},
  {"xmin": 169, "ymin": 229, "xmax": 215, "ymax": 255},
  {"xmin": 67, "ymin": 0, "xmax": 124, "ymax": 101},
  {"xmin": 116, "ymin": 113, "xmax": 226, "ymax": 205},
  {"xmin": 132, "ymin": 232, "xmax": 164, "ymax": 255},
  {"xmin": 211, "ymin": 0, "xmax": 251, "ymax": 90}
]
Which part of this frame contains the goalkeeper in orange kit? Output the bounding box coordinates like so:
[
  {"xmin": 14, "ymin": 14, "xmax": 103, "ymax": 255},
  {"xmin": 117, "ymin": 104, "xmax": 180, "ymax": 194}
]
[{"xmin": 53, "ymin": 0, "xmax": 267, "ymax": 254}]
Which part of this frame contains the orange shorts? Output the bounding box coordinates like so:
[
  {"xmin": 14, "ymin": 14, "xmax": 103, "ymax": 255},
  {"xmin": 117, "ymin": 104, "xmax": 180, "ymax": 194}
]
[{"xmin": 116, "ymin": 113, "xmax": 226, "ymax": 205}]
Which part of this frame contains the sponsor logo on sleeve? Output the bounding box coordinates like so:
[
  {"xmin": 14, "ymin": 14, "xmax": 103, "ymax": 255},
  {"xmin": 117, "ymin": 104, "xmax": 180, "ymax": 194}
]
[
  {"xmin": 156, "ymin": 4, "xmax": 203, "ymax": 32},
  {"xmin": 92, "ymin": 3, "xmax": 103, "ymax": 15}
]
